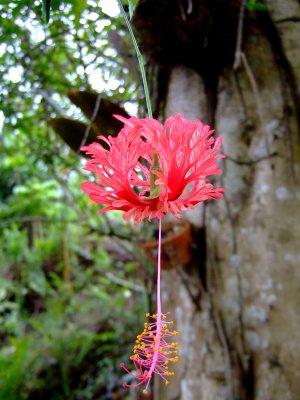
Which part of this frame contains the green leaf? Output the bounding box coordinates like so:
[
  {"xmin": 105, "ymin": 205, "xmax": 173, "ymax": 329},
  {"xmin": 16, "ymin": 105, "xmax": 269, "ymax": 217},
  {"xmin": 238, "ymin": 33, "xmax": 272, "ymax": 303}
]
[{"xmin": 246, "ymin": 0, "xmax": 268, "ymax": 12}]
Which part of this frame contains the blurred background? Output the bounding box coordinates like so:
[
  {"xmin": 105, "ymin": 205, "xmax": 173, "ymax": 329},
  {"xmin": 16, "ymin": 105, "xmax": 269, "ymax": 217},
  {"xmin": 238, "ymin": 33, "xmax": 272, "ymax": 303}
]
[{"xmin": 1, "ymin": 1, "xmax": 300, "ymax": 400}]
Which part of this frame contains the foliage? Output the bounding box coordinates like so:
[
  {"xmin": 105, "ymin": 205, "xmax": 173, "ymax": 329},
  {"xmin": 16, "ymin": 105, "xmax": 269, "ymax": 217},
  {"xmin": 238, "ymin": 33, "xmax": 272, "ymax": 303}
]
[
  {"xmin": 0, "ymin": 1, "xmax": 152, "ymax": 398},
  {"xmin": 246, "ymin": 0, "xmax": 268, "ymax": 12}
]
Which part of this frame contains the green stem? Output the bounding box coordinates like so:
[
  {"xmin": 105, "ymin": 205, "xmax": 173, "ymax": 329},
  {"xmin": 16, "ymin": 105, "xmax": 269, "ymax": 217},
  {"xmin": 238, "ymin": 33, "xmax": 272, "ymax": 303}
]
[
  {"xmin": 116, "ymin": 0, "xmax": 161, "ymax": 196},
  {"xmin": 116, "ymin": 0, "xmax": 152, "ymax": 118}
]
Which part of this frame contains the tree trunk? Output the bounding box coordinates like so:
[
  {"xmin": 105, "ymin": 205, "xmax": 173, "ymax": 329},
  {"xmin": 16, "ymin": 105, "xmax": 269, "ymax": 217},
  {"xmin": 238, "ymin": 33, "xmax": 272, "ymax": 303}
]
[{"xmin": 134, "ymin": 1, "xmax": 300, "ymax": 399}]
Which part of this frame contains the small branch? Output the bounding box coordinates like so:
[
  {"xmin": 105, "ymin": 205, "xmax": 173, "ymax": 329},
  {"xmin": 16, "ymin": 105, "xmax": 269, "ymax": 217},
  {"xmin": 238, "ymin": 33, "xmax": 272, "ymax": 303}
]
[
  {"xmin": 78, "ymin": 93, "xmax": 102, "ymax": 151},
  {"xmin": 240, "ymin": 53, "xmax": 263, "ymax": 123},
  {"xmin": 233, "ymin": 0, "xmax": 247, "ymax": 70}
]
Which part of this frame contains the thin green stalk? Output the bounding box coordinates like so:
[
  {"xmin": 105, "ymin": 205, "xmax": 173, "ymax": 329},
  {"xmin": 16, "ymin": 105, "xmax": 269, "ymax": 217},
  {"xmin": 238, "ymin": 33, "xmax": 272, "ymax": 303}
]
[
  {"xmin": 116, "ymin": 0, "xmax": 161, "ymax": 196},
  {"xmin": 116, "ymin": 0, "xmax": 152, "ymax": 118}
]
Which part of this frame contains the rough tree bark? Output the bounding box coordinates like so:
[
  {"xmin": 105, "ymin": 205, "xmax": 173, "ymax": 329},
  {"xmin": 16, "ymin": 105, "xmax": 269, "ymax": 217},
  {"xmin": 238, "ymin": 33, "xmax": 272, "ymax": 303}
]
[{"xmin": 133, "ymin": 1, "xmax": 300, "ymax": 399}]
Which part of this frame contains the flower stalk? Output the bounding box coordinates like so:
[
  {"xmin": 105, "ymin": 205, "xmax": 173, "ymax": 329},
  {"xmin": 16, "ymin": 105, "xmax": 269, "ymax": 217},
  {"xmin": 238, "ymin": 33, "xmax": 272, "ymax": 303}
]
[
  {"xmin": 116, "ymin": 0, "xmax": 161, "ymax": 198},
  {"xmin": 121, "ymin": 218, "xmax": 179, "ymax": 394}
]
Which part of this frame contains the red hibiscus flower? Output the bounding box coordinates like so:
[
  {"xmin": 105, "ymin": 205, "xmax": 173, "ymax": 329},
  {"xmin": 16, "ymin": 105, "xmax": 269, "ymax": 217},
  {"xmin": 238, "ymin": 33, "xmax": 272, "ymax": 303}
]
[{"xmin": 81, "ymin": 114, "xmax": 224, "ymax": 223}]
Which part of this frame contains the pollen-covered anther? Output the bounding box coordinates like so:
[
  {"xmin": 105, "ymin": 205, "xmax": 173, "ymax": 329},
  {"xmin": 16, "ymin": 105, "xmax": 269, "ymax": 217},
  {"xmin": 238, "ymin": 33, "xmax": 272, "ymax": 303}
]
[{"xmin": 120, "ymin": 312, "xmax": 179, "ymax": 392}]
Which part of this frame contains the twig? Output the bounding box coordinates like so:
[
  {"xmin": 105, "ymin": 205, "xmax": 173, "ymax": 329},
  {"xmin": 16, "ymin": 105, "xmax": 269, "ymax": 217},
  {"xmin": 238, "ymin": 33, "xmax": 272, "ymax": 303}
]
[
  {"xmin": 233, "ymin": 0, "xmax": 247, "ymax": 70},
  {"xmin": 78, "ymin": 93, "xmax": 102, "ymax": 151}
]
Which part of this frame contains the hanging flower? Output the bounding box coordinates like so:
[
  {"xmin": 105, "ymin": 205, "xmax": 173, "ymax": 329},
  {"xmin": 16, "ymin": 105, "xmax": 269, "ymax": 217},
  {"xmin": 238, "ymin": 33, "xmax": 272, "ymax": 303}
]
[
  {"xmin": 81, "ymin": 114, "xmax": 224, "ymax": 394},
  {"xmin": 81, "ymin": 114, "xmax": 224, "ymax": 223}
]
